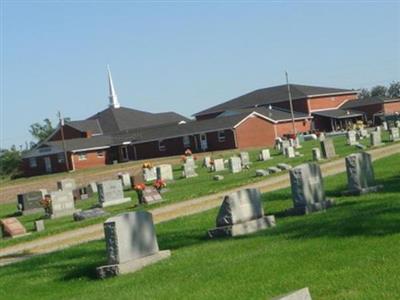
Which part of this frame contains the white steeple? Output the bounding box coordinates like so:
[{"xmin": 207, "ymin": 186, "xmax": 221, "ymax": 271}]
[{"xmin": 107, "ymin": 65, "xmax": 120, "ymax": 109}]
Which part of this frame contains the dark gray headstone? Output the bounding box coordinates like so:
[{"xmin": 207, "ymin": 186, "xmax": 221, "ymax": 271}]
[
  {"xmin": 17, "ymin": 189, "xmax": 47, "ymax": 215},
  {"xmin": 320, "ymin": 138, "xmax": 336, "ymax": 159},
  {"xmin": 139, "ymin": 187, "xmax": 163, "ymax": 205},
  {"xmin": 289, "ymin": 163, "xmax": 333, "ymax": 214}
]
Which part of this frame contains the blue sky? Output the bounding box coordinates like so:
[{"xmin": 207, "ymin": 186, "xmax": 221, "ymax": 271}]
[{"xmin": 1, "ymin": 1, "xmax": 399, "ymax": 149}]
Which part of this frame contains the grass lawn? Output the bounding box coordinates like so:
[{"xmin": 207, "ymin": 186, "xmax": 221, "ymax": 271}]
[
  {"xmin": 0, "ymin": 152, "xmax": 399, "ymax": 299},
  {"xmin": 0, "ymin": 133, "xmax": 396, "ymax": 249}
]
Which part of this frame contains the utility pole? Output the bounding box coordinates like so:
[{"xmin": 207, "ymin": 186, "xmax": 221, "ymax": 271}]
[
  {"xmin": 285, "ymin": 71, "xmax": 297, "ymax": 136},
  {"xmin": 58, "ymin": 111, "xmax": 70, "ymax": 171}
]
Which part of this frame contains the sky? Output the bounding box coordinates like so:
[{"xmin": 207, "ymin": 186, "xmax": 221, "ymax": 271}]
[{"xmin": 1, "ymin": 1, "xmax": 399, "ymax": 149}]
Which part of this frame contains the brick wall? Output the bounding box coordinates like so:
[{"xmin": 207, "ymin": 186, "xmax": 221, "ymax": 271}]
[
  {"xmin": 275, "ymin": 119, "xmax": 312, "ymax": 137},
  {"xmin": 71, "ymin": 150, "xmax": 107, "ymax": 170},
  {"xmin": 308, "ymin": 93, "xmax": 358, "ymax": 112},
  {"xmin": 273, "ymin": 99, "xmax": 309, "ymax": 114},
  {"xmin": 235, "ymin": 115, "xmax": 276, "ymax": 148},
  {"xmin": 384, "ymin": 101, "xmax": 400, "ymax": 114}
]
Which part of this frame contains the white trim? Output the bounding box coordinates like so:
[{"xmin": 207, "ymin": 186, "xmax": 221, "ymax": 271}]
[
  {"xmin": 71, "ymin": 146, "xmax": 110, "ymax": 153},
  {"xmin": 307, "ymin": 91, "xmax": 359, "ymax": 98},
  {"xmin": 122, "ymin": 141, "xmax": 131, "ymax": 145},
  {"xmin": 233, "ymin": 111, "xmax": 311, "ymax": 128}
]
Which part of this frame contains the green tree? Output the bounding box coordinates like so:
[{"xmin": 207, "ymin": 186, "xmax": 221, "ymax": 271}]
[
  {"xmin": 388, "ymin": 81, "xmax": 400, "ymax": 98},
  {"xmin": 370, "ymin": 85, "xmax": 388, "ymax": 97},
  {"xmin": 358, "ymin": 88, "xmax": 370, "ymax": 99},
  {"xmin": 29, "ymin": 118, "xmax": 55, "ymax": 142},
  {"xmin": 0, "ymin": 146, "xmax": 22, "ymax": 177}
]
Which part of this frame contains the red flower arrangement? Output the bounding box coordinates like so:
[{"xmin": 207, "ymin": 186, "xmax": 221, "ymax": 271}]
[
  {"xmin": 40, "ymin": 195, "xmax": 52, "ymax": 214},
  {"xmin": 153, "ymin": 179, "xmax": 167, "ymax": 191},
  {"xmin": 134, "ymin": 183, "xmax": 146, "ymax": 191}
]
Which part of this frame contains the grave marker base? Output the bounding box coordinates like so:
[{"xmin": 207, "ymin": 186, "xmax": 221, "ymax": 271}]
[
  {"xmin": 48, "ymin": 209, "xmax": 81, "ymax": 219},
  {"xmin": 99, "ymin": 198, "xmax": 131, "ymax": 208},
  {"xmin": 342, "ymin": 184, "xmax": 383, "ymax": 196},
  {"xmin": 96, "ymin": 250, "xmax": 171, "ymax": 279},
  {"xmin": 208, "ymin": 215, "xmax": 276, "ymax": 238},
  {"xmin": 287, "ymin": 199, "xmax": 335, "ymax": 215},
  {"xmin": 19, "ymin": 208, "xmax": 44, "ymax": 216}
]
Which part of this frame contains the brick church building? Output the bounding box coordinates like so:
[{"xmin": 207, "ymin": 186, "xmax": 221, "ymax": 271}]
[{"xmin": 22, "ymin": 70, "xmax": 399, "ymax": 176}]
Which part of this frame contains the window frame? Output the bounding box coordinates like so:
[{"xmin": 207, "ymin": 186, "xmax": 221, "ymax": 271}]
[
  {"xmin": 158, "ymin": 140, "xmax": 166, "ymax": 152},
  {"xmin": 217, "ymin": 130, "xmax": 226, "ymax": 142},
  {"xmin": 78, "ymin": 152, "xmax": 87, "ymax": 161},
  {"xmin": 29, "ymin": 157, "xmax": 37, "ymax": 168}
]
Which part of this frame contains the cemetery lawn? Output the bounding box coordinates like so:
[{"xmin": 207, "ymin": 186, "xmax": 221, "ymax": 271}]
[
  {"xmin": 0, "ymin": 153, "xmax": 399, "ymax": 300},
  {"xmin": 0, "ymin": 133, "xmax": 397, "ymax": 249}
]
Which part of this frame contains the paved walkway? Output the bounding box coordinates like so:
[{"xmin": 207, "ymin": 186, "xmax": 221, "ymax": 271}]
[{"xmin": 0, "ymin": 143, "xmax": 399, "ymax": 266}]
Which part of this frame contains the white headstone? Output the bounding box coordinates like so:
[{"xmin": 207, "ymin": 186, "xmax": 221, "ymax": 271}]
[
  {"xmin": 57, "ymin": 178, "xmax": 76, "ymax": 191},
  {"xmin": 118, "ymin": 173, "xmax": 132, "ymax": 190},
  {"xmin": 213, "ymin": 158, "xmax": 225, "ymax": 172},
  {"xmin": 97, "ymin": 180, "xmax": 131, "ymax": 207},
  {"xmin": 143, "ymin": 167, "xmax": 157, "ymax": 182},
  {"xmin": 229, "ymin": 157, "xmax": 242, "ymax": 173},
  {"xmin": 48, "ymin": 190, "xmax": 78, "ymax": 219},
  {"xmin": 156, "ymin": 164, "xmax": 174, "ymax": 181},
  {"xmin": 259, "ymin": 149, "xmax": 272, "ymax": 161}
]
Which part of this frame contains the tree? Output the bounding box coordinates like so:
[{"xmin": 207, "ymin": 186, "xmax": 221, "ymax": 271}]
[
  {"xmin": 388, "ymin": 81, "xmax": 400, "ymax": 98},
  {"xmin": 0, "ymin": 146, "xmax": 22, "ymax": 178},
  {"xmin": 370, "ymin": 85, "xmax": 388, "ymax": 97},
  {"xmin": 358, "ymin": 88, "xmax": 370, "ymax": 99},
  {"xmin": 29, "ymin": 118, "xmax": 55, "ymax": 142}
]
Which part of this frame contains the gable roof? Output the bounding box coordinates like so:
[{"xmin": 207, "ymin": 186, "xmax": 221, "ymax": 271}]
[
  {"xmin": 88, "ymin": 106, "xmax": 190, "ymax": 134},
  {"xmin": 194, "ymin": 84, "xmax": 357, "ymax": 117},
  {"xmin": 340, "ymin": 96, "xmax": 400, "ymax": 109},
  {"xmin": 65, "ymin": 119, "xmax": 103, "ymax": 135}
]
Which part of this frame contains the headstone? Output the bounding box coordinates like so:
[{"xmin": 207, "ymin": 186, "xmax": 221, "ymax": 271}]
[
  {"xmin": 320, "ymin": 138, "xmax": 336, "ymax": 159},
  {"xmin": 118, "ymin": 173, "xmax": 132, "ymax": 190},
  {"xmin": 143, "ymin": 167, "xmax": 157, "ymax": 182},
  {"xmin": 48, "ymin": 190, "xmax": 80, "ymax": 219},
  {"xmin": 312, "ymin": 148, "xmax": 321, "ymax": 161},
  {"xmin": 267, "ymin": 166, "xmax": 281, "ymax": 173},
  {"xmin": 96, "ymin": 211, "xmax": 171, "ymax": 279},
  {"xmin": 284, "ymin": 146, "xmax": 295, "ymax": 158},
  {"xmin": 259, "ymin": 149, "xmax": 272, "ymax": 161},
  {"xmin": 139, "ymin": 187, "xmax": 164, "ymax": 205},
  {"xmin": 34, "ymin": 220, "xmax": 45, "ymax": 232},
  {"xmin": 289, "ymin": 163, "xmax": 334, "ymax": 214},
  {"xmin": 208, "ymin": 189, "xmax": 275, "ymax": 238},
  {"xmin": 303, "ymin": 134, "xmax": 317, "ymax": 141},
  {"xmin": 17, "ymin": 189, "xmax": 47, "ymax": 215},
  {"xmin": 57, "ymin": 178, "xmax": 76, "ymax": 191},
  {"xmin": 213, "ymin": 175, "xmax": 224, "ymax": 181},
  {"xmin": 131, "ymin": 171, "xmax": 145, "ymax": 186},
  {"xmin": 318, "ymin": 132, "xmax": 326, "ymax": 141},
  {"xmin": 280, "ymin": 140, "xmax": 290, "ymax": 153},
  {"xmin": 382, "ymin": 121, "xmax": 388, "ymax": 130},
  {"xmin": 73, "ymin": 186, "xmax": 93, "ymax": 201},
  {"xmin": 88, "ymin": 182, "xmax": 98, "ymax": 193},
  {"xmin": 73, "ymin": 208, "xmax": 108, "ymax": 221},
  {"xmin": 185, "ymin": 156, "xmax": 196, "ymax": 169},
  {"xmin": 355, "ymin": 143, "xmax": 367, "ymax": 150},
  {"xmin": 229, "ymin": 157, "xmax": 242, "ymax": 173},
  {"xmin": 277, "ymin": 163, "xmax": 292, "ymax": 171},
  {"xmin": 97, "ymin": 180, "xmax": 131, "ymax": 208},
  {"xmin": 271, "ymin": 287, "xmax": 312, "ymax": 300},
  {"xmin": 344, "ymin": 152, "xmax": 383, "ymax": 195},
  {"xmin": 347, "ymin": 130, "xmax": 357, "ymax": 146},
  {"xmin": 239, "ymin": 152, "xmax": 251, "ymax": 167},
  {"xmin": 396, "ymin": 120, "xmax": 400, "ymax": 128},
  {"xmin": 275, "ymin": 137, "xmax": 283, "ymax": 150},
  {"xmin": 389, "ymin": 127, "xmax": 400, "ymax": 142},
  {"xmin": 203, "ymin": 156, "xmax": 212, "ymax": 168},
  {"xmin": 0, "ymin": 218, "xmax": 29, "ymax": 238},
  {"xmin": 255, "ymin": 169, "xmax": 269, "ymax": 177},
  {"xmin": 359, "ymin": 128, "xmax": 368, "ymax": 138},
  {"xmin": 370, "ymin": 131, "xmax": 383, "ymax": 147},
  {"xmin": 182, "ymin": 163, "xmax": 198, "ymax": 178},
  {"xmin": 213, "ymin": 158, "xmax": 225, "ymax": 172},
  {"xmin": 156, "ymin": 164, "xmax": 174, "ymax": 181}
]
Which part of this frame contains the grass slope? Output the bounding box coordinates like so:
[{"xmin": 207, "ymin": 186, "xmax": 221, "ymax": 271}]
[
  {"xmin": 0, "ymin": 153, "xmax": 399, "ymax": 299},
  {"xmin": 0, "ymin": 134, "xmax": 395, "ymax": 249}
]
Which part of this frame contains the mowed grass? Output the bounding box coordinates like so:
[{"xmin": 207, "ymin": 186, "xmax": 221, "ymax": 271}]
[
  {"xmin": 0, "ymin": 153, "xmax": 399, "ymax": 300},
  {"xmin": 0, "ymin": 133, "xmax": 397, "ymax": 248}
]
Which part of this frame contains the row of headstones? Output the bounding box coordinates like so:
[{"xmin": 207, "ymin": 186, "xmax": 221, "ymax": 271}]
[
  {"xmin": 346, "ymin": 126, "xmax": 399, "ymax": 148},
  {"xmin": 95, "ymin": 151, "xmax": 380, "ymax": 279}
]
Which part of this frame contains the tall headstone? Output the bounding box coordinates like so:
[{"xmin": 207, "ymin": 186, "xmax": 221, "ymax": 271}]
[
  {"xmin": 57, "ymin": 178, "xmax": 76, "ymax": 191},
  {"xmin": 370, "ymin": 131, "xmax": 383, "ymax": 147},
  {"xmin": 48, "ymin": 190, "xmax": 79, "ymax": 219},
  {"xmin": 271, "ymin": 287, "xmax": 312, "ymax": 300},
  {"xmin": 320, "ymin": 138, "xmax": 336, "ymax": 159},
  {"xmin": 259, "ymin": 149, "xmax": 272, "ymax": 161},
  {"xmin": 312, "ymin": 148, "xmax": 321, "ymax": 161},
  {"xmin": 382, "ymin": 121, "xmax": 388, "ymax": 130},
  {"xmin": 389, "ymin": 127, "xmax": 400, "ymax": 142},
  {"xmin": 17, "ymin": 189, "xmax": 47, "ymax": 215},
  {"xmin": 318, "ymin": 132, "xmax": 326, "ymax": 141},
  {"xmin": 118, "ymin": 173, "xmax": 132, "ymax": 190},
  {"xmin": 284, "ymin": 146, "xmax": 295, "ymax": 158},
  {"xmin": 346, "ymin": 130, "xmax": 357, "ymax": 146},
  {"xmin": 289, "ymin": 163, "xmax": 334, "ymax": 214},
  {"xmin": 208, "ymin": 189, "xmax": 275, "ymax": 238},
  {"xmin": 182, "ymin": 163, "xmax": 198, "ymax": 178},
  {"xmin": 156, "ymin": 164, "xmax": 174, "ymax": 181},
  {"xmin": 275, "ymin": 137, "xmax": 283, "ymax": 151},
  {"xmin": 96, "ymin": 211, "xmax": 171, "ymax": 278},
  {"xmin": 213, "ymin": 158, "xmax": 225, "ymax": 172},
  {"xmin": 344, "ymin": 152, "xmax": 383, "ymax": 195},
  {"xmin": 0, "ymin": 217, "xmax": 29, "ymax": 238},
  {"xmin": 239, "ymin": 152, "xmax": 251, "ymax": 167},
  {"xmin": 185, "ymin": 156, "xmax": 196, "ymax": 169},
  {"xmin": 143, "ymin": 167, "xmax": 157, "ymax": 182},
  {"xmin": 88, "ymin": 182, "xmax": 98, "ymax": 193},
  {"xmin": 229, "ymin": 157, "xmax": 242, "ymax": 173},
  {"xmin": 97, "ymin": 180, "xmax": 131, "ymax": 208},
  {"xmin": 395, "ymin": 120, "xmax": 400, "ymax": 128},
  {"xmin": 203, "ymin": 156, "xmax": 212, "ymax": 168},
  {"xmin": 280, "ymin": 140, "xmax": 290, "ymax": 153}
]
